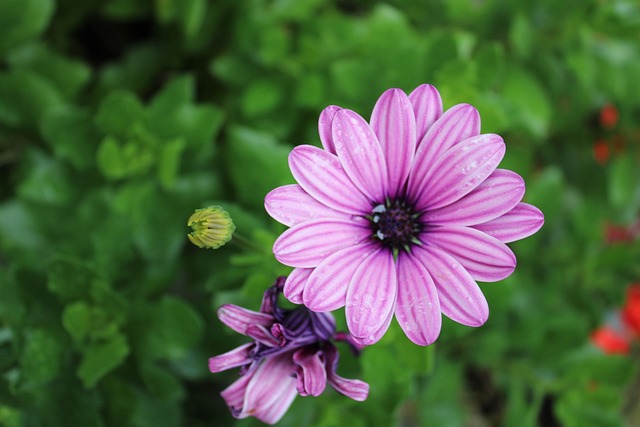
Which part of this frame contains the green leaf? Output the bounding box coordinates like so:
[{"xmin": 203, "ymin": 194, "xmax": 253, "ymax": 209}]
[
  {"xmin": 608, "ymin": 154, "xmax": 640, "ymax": 216},
  {"xmin": 102, "ymin": 0, "xmax": 151, "ymax": 19},
  {"xmin": 20, "ymin": 329, "xmax": 62, "ymax": 387},
  {"xmin": 96, "ymin": 136, "xmax": 127, "ymax": 180},
  {"xmin": 140, "ymin": 364, "xmax": 184, "ymax": 401},
  {"xmin": 0, "ymin": 70, "xmax": 63, "ymax": 128},
  {"xmin": 77, "ymin": 332, "xmax": 129, "ymax": 388},
  {"xmin": 556, "ymin": 385, "xmax": 623, "ymax": 427},
  {"xmin": 0, "ymin": 200, "xmax": 43, "ymax": 252},
  {"xmin": 241, "ymin": 79, "xmax": 284, "ymax": 117},
  {"xmin": 180, "ymin": 0, "xmax": 206, "ymax": 39},
  {"xmin": 0, "ymin": 274, "xmax": 25, "ymax": 326},
  {"xmin": 226, "ymin": 126, "xmax": 293, "ymax": 210},
  {"xmin": 148, "ymin": 75, "xmax": 194, "ymax": 115},
  {"xmin": 48, "ymin": 255, "xmax": 95, "ymax": 303},
  {"xmin": 94, "ymin": 91, "xmax": 145, "ymax": 138},
  {"xmin": 157, "ymin": 138, "xmax": 186, "ymax": 189},
  {"xmin": 151, "ymin": 297, "xmax": 203, "ymax": 360},
  {"xmin": 502, "ymin": 66, "xmax": 552, "ymax": 139},
  {"xmin": 41, "ymin": 107, "xmax": 100, "ymax": 169},
  {"xmin": 17, "ymin": 150, "xmax": 73, "ymax": 205},
  {"xmin": 62, "ymin": 302, "xmax": 94, "ymax": 343},
  {"xmin": 509, "ymin": 13, "xmax": 534, "ymax": 58},
  {"xmin": 0, "ymin": 0, "xmax": 54, "ymax": 56},
  {"xmin": 132, "ymin": 297, "xmax": 203, "ymax": 362},
  {"xmin": 7, "ymin": 43, "xmax": 91, "ymax": 98}
]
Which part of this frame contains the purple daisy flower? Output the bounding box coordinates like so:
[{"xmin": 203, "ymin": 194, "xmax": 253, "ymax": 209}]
[
  {"xmin": 209, "ymin": 277, "xmax": 369, "ymax": 425},
  {"xmin": 264, "ymin": 84, "xmax": 544, "ymax": 347}
]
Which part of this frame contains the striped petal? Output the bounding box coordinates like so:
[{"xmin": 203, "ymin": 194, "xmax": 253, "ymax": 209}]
[
  {"xmin": 414, "ymin": 246, "xmax": 489, "ymax": 327},
  {"xmin": 241, "ymin": 355, "xmax": 298, "ymax": 424},
  {"xmin": 395, "ymin": 252, "xmax": 442, "ymax": 346},
  {"xmin": 273, "ymin": 218, "xmax": 371, "ymax": 268},
  {"xmin": 346, "ymin": 248, "xmax": 397, "ymax": 345},
  {"xmin": 409, "ymin": 84, "xmax": 443, "ymax": 144},
  {"xmin": 218, "ymin": 304, "xmax": 274, "ymax": 336},
  {"xmin": 304, "ymin": 243, "xmax": 376, "ymax": 312},
  {"xmin": 293, "ymin": 348, "xmax": 327, "ymax": 397},
  {"xmin": 425, "ymin": 226, "xmax": 516, "ymax": 282},
  {"xmin": 284, "ymin": 268, "xmax": 312, "ymax": 304},
  {"xmin": 332, "ymin": 109, "xmax": 388, "ymax": 202},
  {"xmin": 409, "ymin": 104, "xmax": 481, "ymax": 199},
  {"xmin": 265, "ymin": 184, "xmax": 348, "ymax": 227},
  {"xmin": 370, "ymin": 88, "xmax": 416, "ymax": 198},
  {"xmin": 324, "ymin": 344, "xmax": 369, "ymax": 401},
  {"xmin": 289, "ymin": 145, "xmax": 370, "ymax": 215},
  {"xmin": 473, "ymin": 202, "xmax": 545, "ymax": 243},
  {"xmin": 412, "ymin": 133, "xmax": 505, "ymax": 211},
  {"xmin": 423, "ymin": 169, "xmax": 525, "ymax": 226},
  {"xmin": 209, "ymin": 343, "xmax": 254, "ymax": 373},
  {"xmin": 319, "ymin": 105, "xmax": 341, "ymax": 154}
]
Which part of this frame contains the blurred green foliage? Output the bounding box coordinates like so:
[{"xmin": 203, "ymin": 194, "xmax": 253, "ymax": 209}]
[{"xmin": 1, "ymin": 0, "xmax": 639, "ymax": 426}]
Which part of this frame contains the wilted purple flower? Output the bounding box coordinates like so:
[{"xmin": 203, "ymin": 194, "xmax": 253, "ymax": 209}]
[
  {"xmin": 265, "ymin": 84, "xmax": 544, "ymax": 347},
  {"xmin": 209, "ymin": 277, "xmax": 369, "ymax": 425}
]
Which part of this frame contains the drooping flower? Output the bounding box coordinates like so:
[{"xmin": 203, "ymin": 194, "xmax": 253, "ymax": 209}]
[
  {"xmin": 209, "ymin": 277, "xmax": 369, "ymax": 425},
  {"xmin": 265, "ymin": 85, "xmax": 544, "ymax": 346},
  {"xmin": 591, "ymin": 284, "xmax": 640, "ymax": 355}
]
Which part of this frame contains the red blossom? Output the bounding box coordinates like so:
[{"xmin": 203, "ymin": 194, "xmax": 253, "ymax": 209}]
[
  {"xmin": 591, "ymin": 326, "xmax": 630, "ymax": 355},
  {"xmin": 592, "ymin": 139, "xmax": 610, "ymax": 164},
  {"xmin": 599, "ymin": 103, "xmax": 619, "ymax": 129},
  {"xmin": 621, "ymin": 284, "xmax": 640, "ymax": 336}
]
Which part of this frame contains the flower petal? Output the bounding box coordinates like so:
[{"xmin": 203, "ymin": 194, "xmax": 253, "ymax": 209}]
[
  {"xmin": 414, "ymin": 246, "xmax": 489, "ymax": 327},
  {"xmin": 265, "ymin": 184, "xmax": 348, "ymax": 227},
  {"xmin": 319, "ymin": 105, "xmax": 341, "ymax": 154},
  {"xmin": 395, "ymin": 252, "xmax": 442, "ymax": 346},
  {"xmin": 284, "ymin": 268, "xmax": 312, "ymax": 304},
  {"xmin": 472, "ymin": 202, "xmax": 545, "ymax": 243},
  {"xmin": 221, "ymin": 374, "xmax": 252, "ymax": 419},
  {"xmin": 289, "ymin": 145, "xmax": 370, "ymax": 214},
  {"xmin": 351, "ymin": 305, "xmax": 395, "ymax": 347},
  {"xmin": 409, "ymin": 84, "xmax": 443, "ymax": 144},
  {"xmin": 304, "ymin": 243, "xmax": 376, "ymax": 312},
  {"xmin": 346, "ymin": 248, "xmax": 397, "ymax": 345},
  {"xmin": 413, "ymin": 133, "xmax": 505, "ymax": 211},
  {"xmin": 332, "ymin": 109, "xmax": 388, "ymax": 202},
  {"xmin": 273, "ymin": 218, "xmax": 371, "ymax": 268},
  {"xmin": 242, "ymin": 355, "xmax": 298, "ymax": 425},
  {"xmin": 293, "ymin": 348, "xmax": 328, "ymax": 397},
  {"xmin": 423, "ymin": 169, "xmax": 525, "ymax": 226},
  {"xmin": 409, "ymin": 103, "xmax": 480, "ymax": 190},
  {"xmin": 245, "ymin": 325, "xmax": 280, "ymax": 346},
  {"xmin": 218, "ymin": 304, "xmax": 275, "ymax": 335},
  {"xmin": 209, "ymin": 343, "xmax": 254, "ymax": 373},
  {"xmin": 324, "ymin": 344, "xmax": 369, "ymax": 401},
  {"xmin": 425, "ymin": 226, "xmax": 516, "ymax": 282},
  {"xmin": 370, "ymin": 88, "xmax": 416, "ymax": 198}
]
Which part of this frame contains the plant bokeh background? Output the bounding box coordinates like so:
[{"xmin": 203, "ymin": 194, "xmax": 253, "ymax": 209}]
[{"xmin": 1, "ymin": 0, "xmax": 640, "ymax": 426}]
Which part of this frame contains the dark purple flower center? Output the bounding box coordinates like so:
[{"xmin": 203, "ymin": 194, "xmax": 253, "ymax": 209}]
[{"xmin": 369, "ymin": 198, "xmax": 422, "ymax": 252}]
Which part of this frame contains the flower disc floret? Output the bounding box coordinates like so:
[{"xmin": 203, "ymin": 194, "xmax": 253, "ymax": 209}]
[{"xmin": 369, "ymin": 199, "xmax": 422, "ymax": 252}]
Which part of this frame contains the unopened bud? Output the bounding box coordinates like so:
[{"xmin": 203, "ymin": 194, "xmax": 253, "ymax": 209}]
[{"xmin": 187, "ymin": 206, "xmax": 235, "ymax": 249}]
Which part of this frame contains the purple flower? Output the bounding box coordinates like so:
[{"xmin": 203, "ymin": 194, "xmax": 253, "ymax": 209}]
[
  {"xmin": 209, "ymin": 277, "xmax": 369, "ymax": 425},
  {"xmin": 265, "ymin": 84, "xmax": 544, "ymax": 347}
]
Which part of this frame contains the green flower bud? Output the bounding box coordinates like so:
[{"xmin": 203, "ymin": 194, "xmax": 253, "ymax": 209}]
[{"xmin": 187, "ymin": 206, "xmax": 235, "ymax": 249}]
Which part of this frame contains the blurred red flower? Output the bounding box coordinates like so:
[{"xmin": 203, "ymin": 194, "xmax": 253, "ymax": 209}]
[
  {"xmin": 591, "ymin": 284, "xmax": 640, "ymax": 355},
  {"xmin": 599, "ymin": 103, "xmax": 619, "ymax": 129}
]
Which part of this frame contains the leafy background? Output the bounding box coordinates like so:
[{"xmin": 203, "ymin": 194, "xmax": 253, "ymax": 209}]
[{"xmin": 1, "ymin": 0, "xmax": 639, "ymax": 426}]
